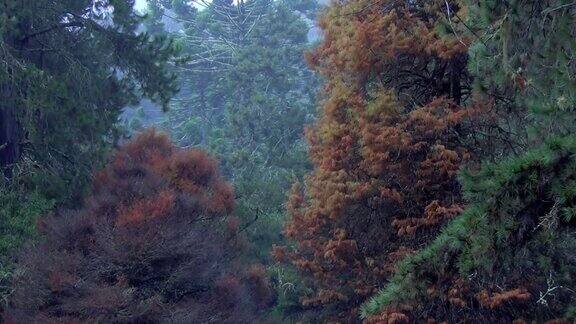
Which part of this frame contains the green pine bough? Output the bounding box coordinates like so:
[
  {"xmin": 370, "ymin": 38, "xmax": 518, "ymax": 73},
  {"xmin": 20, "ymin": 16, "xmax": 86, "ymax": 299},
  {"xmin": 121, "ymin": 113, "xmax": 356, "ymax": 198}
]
[{"xmin": 361, "ymin": 136, "xmax": 576, "ymax": 320}]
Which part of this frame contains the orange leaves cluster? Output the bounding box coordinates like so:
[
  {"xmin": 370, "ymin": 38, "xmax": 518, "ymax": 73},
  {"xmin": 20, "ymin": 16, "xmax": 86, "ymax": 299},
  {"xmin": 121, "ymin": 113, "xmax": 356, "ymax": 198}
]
[
  {"xmin": 276, "ymin": 0, "xmax": 482, "ymax": 322},
  {"xmin": 244, "ymin": 264, "xmax": 273, "ymax": 307},
  {"xmin": 446, "ymin": 278, "xmax": 469, "ymax": 308},
  {"xmin": 93, "ymin": 130, "xmax": 234, "ymax": 224},
  {"xmin": 281, "ymin": 94, "xmax": 476, "ymax": 321},
  {"xmin": 5, "ymin": 130, "xmax": 272, "ymax": 323},
  {"xmin": 393, "ymin": 201, "xmax": 463, "ymax": 236},
  {"xmin": 309, "ymin": 0, "xmax": 469, "ymax": 83},
  {"xmin": 116, "ymin": 190, "xmax": 176, "ymax": 227},
  {"xmin": 476, "ymin": 288, "xmax": 531, "ymax": 309},
  {"xmin": 163, "ymin": 150, "xmax": 234, "ymax": 215},
  {"xmin": 324, "ymin": 238, "xmax": 359, "ymax": 267},
  {"xmin": 303, "ymin": 289, "xmax": 348, "ymax": 307},
  {"xmin": 364, "ymin": 305, "xmax": 412, "ymax": 324}
]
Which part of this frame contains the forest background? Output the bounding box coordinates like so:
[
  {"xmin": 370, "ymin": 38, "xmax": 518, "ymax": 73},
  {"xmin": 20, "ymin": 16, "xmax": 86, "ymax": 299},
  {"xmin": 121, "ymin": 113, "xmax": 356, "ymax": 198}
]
[{"xmin": 0, "ymin": 0, "xmax": 575, "ymax": 323}]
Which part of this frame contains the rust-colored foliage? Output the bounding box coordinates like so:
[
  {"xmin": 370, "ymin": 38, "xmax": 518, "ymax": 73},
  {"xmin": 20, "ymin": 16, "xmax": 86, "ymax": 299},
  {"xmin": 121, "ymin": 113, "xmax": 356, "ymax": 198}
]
[
  {"xmin": 363, "ymin": 306, "xmax": 412, "ymax": 324},
  {"xmin": 4, "ymin": 130, "xmax": 272, "ymax": 323},
  {"xmin": 276, "ymin": 0, "xmax": 487, "ymax": 322},
  {"xmin": 476, "ymin": 288, "xmax": 531, "ymax": 309}
]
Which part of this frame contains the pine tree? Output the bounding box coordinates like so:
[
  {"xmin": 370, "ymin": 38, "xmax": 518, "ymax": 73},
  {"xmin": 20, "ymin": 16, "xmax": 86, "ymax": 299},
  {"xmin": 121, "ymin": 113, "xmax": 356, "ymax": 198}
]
[
  {"xmin": 132, "ymin": 0, "xmax": 320, "ymax": 263},
  {"xmin": 362, "ymin": 137, "xmax": 576, "ymax": 322},
  {"xmin": 467, "ymin": 0, "xmax": 576, "ymax": 137},
  {"xmin": 273, "ymin": 0, "xmax": 489, "ymax": 321},
  {"xmin": 0, "ymin": 0, "xmax": 179, "ymax": 182},
  {"xmin": 362, "ymin": 0, "xmax": 576, "ymax": 321},
  {"xmin": 3, "ymin": 130, "xmax": 272, "ymax": 323},
  {"xmin": 0, "ymin": 0, "xmax": 180, "ymax": 301}
]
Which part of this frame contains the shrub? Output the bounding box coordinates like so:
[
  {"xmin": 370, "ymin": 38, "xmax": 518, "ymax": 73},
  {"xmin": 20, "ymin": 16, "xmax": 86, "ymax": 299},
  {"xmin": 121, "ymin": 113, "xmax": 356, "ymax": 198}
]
[{"xmin": 3, "ymin": 130, "xmax": 272, "ymax": 323}]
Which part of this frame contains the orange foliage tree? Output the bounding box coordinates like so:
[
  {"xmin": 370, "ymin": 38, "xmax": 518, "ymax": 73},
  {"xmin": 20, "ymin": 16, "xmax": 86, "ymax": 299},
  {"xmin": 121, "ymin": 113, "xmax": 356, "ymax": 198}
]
[
  {"xmin": 273, "ymin": 0, "xmax": 488, "ymax": 321},
  {"xmin": 3, "ymin": 130, "xmax": 272, "ymax": 323}
]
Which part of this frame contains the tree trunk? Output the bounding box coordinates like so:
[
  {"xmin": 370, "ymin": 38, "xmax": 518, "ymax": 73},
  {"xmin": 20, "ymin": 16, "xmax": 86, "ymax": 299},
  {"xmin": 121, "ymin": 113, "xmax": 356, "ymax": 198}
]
[
  {"xmin": 0, "ymin": 84, "xmax": 23, "ymax": 179},
  {"xmin": 450, "ymin": 57, "xmax": 464, "ymax": 105}
]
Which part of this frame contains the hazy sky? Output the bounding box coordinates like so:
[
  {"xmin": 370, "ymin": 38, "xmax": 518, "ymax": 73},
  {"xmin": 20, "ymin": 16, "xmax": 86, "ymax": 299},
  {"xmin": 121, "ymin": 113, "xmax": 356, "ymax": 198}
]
[
  {"xmin": 134, "ymin": 0, "xmax": 239, "ymax": 12},
  {"xmin": 134, "ymin": 0, "xmax": 147, "ymax": 12}
]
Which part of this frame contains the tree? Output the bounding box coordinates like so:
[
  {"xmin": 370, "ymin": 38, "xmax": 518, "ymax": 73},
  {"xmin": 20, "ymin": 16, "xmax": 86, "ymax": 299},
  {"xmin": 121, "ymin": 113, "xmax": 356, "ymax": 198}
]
[
  {"xmin": 0, "ymin": 0, "xmax": 180, "ymax": 302},
  {"xmin": 273, "ymin": 0, "xmax": 490, "ymax": 321},
  {"xmin": 3, "ymin": 130, "xmax": 272, "ymax": 323},
  {"xmin": 0, "ymin": 0, "xmax": 179, "ymax": 182},
  {"xmin": 467, "ymin": 0, "xmax": 576, "ymax": 138},
  {"xmin": 361, "ymin": 0, "xmax": 576, "ymax": 321},
  {"xmin": 209, "ymin": 0, "xmax": 318, "ymax": 263},
  {"xmin": 128, "ymin": 0, "xmax": 320, "ymax": 264},
  {"xmin": 362, "ymin": 137, "xmax": 576, "ymax": 322}
]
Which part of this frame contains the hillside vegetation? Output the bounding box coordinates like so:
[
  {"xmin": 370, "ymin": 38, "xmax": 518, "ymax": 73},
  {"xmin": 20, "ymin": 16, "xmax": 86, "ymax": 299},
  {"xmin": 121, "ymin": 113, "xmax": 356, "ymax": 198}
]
[{"xmin": 1, "ymin": 0, "xmax": 575, "ymax": 322}]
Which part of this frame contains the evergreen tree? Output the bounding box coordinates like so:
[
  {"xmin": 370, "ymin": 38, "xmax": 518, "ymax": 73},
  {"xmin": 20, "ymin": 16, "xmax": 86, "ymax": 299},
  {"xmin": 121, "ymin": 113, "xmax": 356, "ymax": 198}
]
[
  {"xmin": 3, "ymin": 130, "xmax": 272, "ymax": 323},
  {"xmin": 130, "ymin": 0, "xmax": 319, "ymax": 263},
  {"xmin": 273, "ymin": 0, "xmax": 491, "ymax": 321},
  {"xmin": 0, "ymin": 0, "xmax": 180, "ymax": 302},
  {"xmin": 362, "ymin": 0, "xmax": 576, "ymax": 321},
  {"xmin": 0, "ymin": 0, "xmax": 179, "ymax": 182},
  {"xmin": 467, "ymin": 0, "xmax": 576, "ymax": 138},
  {"xmin": 362, "ymin": 137, "xmax": 576, "ymax": 322}
]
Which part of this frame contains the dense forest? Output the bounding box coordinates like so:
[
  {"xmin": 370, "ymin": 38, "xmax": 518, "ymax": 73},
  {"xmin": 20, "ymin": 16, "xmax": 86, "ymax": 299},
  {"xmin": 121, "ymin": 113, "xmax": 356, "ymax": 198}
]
[{"xmin": 0, "ymin": 0, "xmax": 575, "ymax": 323}]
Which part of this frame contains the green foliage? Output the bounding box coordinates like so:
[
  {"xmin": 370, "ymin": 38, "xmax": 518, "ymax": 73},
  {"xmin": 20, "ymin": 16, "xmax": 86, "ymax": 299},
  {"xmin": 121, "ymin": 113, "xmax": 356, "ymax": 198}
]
[
  {"xmin": 0, "ymin": 0, "xmax": 180, "ymax": 305},
  {"xmin": 362, "ymin": 1, "xmax": 576, "ymax": 320},
  {"xmin": 467, "ymin": 0, "xmax": 576, "ymax": 138},
  {"xmin": 130, "ymin": 0, "xmax": 319, "ymax": 264},
  {"xmin": 362, "ymin": 136, "xmax": 576, "ymax": 320},
  {"xmin": 266, "ymin": 264, "xmax": 314, "ymax": 322},
  {"xmin": 0, "ymin": 0, "xmax": 574, "ymax": 321},
  {"xmin": 120, "ymin": 4, "xmax": 320, "ymax": 319},
  {"xmin": 1, "ymin": 0, "xmax": 180, "ymax": 195},
  {"xmin": 0, "ymin": 186, "xmax": 54, "ymax": 305},
  {"xmin": 0, "ymin": 190, "xmax": 53, "ymax": 260}
]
